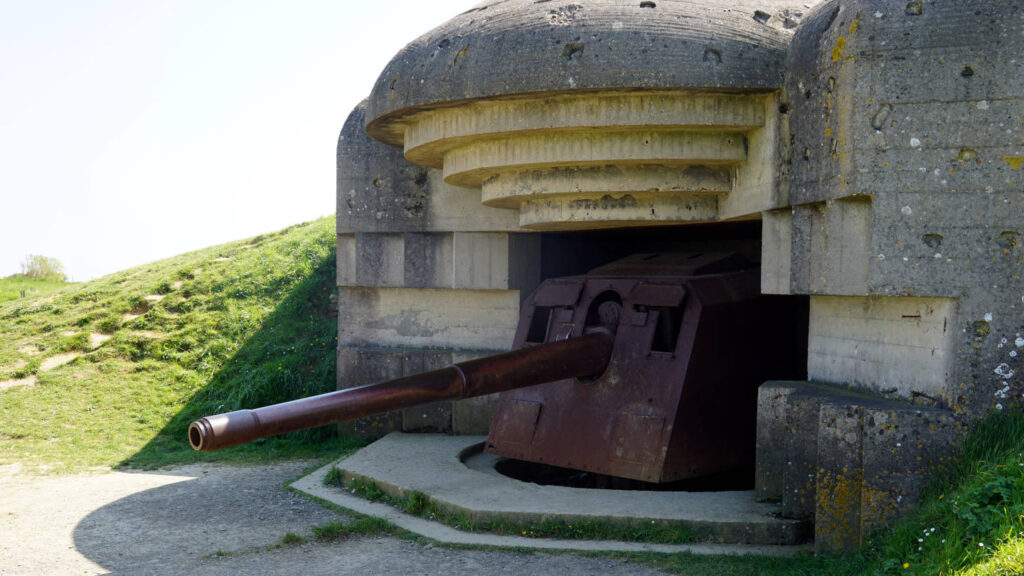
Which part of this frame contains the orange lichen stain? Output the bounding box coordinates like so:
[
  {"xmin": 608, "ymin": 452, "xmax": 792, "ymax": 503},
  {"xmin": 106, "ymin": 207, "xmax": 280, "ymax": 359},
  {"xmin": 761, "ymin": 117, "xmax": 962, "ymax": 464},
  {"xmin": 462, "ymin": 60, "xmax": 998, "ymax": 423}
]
[
  {"xmin": 826, "ymin": 128, "xmax": 832, "ymax": 136},
  {"xmin": 849, "ymin": 19, "xmax": 860, "ymax": 33},
  {"xmin": 832, "ymin": 37, "xmax": 847, "ymax": 62},
  {"xmin": 817, "ymin": 471, "xmax": 865, "ymax": 549},
  {"xmin": 1002, "ymin": 156, "xmax": 1024, "ymax": 170},
  {"xmin": 861, "ymin": 485, "xmax": 899, "ymax": 531}
]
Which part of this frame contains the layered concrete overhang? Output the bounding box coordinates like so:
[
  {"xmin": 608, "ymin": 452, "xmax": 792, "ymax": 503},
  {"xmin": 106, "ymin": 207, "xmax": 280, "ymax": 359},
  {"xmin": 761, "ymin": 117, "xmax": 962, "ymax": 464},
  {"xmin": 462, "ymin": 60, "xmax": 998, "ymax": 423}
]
[{"xmin": 363, "ymin": 0, "xmax": 812, "ymax": 230}]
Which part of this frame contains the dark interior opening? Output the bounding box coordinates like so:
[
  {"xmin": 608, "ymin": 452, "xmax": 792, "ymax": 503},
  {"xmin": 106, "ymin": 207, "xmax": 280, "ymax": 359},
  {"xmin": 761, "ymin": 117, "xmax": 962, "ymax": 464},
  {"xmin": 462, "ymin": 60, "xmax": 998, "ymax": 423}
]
[
  {"xmin": 508, "ymin": 221, "xmax": 765, "ymax": 302},
  {"xmin": 649, "ymin": 305, "xmax": 684, "ymax": 353},
  {"xmin": 525, "ymin": 306, "xmax": 553, "ymax": 343},
  {"xmin": 494, "ymin": 458, "xmax": 754, "ymax": 492},
  {"xmin": 539, "ymin": 221, "xmax": 762, "ymax": 281}
]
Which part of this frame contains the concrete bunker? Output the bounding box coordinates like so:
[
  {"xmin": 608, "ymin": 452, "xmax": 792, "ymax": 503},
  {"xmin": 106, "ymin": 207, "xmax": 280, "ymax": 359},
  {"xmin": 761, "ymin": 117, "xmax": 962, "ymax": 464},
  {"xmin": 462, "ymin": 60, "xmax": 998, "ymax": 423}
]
[
  {"xmin": 195, "ymin": 0, "xmax": 1024, "ymax": 554},
  {"xmin": 334, "ymin": 0, "xmax": 1023, "ymax": 552}
]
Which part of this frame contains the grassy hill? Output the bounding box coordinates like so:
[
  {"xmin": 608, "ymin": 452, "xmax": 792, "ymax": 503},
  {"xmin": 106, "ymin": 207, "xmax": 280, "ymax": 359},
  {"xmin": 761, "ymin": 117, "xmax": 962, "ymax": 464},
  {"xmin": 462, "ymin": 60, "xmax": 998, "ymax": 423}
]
[{"xmin": 0, "ymin": 217, "xmax": 345, "ymax": 473}]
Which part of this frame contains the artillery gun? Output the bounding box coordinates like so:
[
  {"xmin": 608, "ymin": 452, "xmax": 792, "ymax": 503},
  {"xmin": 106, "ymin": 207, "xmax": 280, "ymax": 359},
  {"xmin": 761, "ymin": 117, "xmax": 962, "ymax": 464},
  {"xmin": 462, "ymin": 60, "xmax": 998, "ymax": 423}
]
[{"xmin": 189, "ymin": 252, "xmax": 805, "ymax": 483}]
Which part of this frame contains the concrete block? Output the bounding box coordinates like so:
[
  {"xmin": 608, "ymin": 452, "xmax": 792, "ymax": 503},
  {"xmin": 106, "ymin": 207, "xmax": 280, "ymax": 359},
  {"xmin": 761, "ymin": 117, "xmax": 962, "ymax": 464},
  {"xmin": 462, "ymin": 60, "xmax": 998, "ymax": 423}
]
[
  {"xmin": 756, "ymin": 380, "xmax": 959, "ymax": 552},
  {"xmin": 761, "ymin": 208, "xmax": 793, "ymax": 295},
  {"xmin": 337, "ymin": 287, "xmax": 519, "ymax": 351},
  {"xmin": 452, "ymin": 233, "xmax": 511, "ymax": 290},
  {"xmin": 403, "ymin": 233, "xmax": 453, "ymax": 289},
  {"xmin": 780, "ymin": 387, "xmax": 829, "ymax": 520},
  {"xmin": 452, "ymin": 396, "xmax": 497, "ymax": 436},
  {"xmin": 808, "ymin": 295, "xmax": 958, "ymax": 401},
  {"xmin": 756, "ymin": 382, "xmax": 796, "ymax": 502},
  {"xmin": 814, "ymin": 401, "xmax": 865, "ymax": 554},
  {"xmin": 337, "ymin": 234, "xmax": 356, "ymax": 286},
  {"xmin": 860, "ymin": 406, "xmax": 959, "ymax": 534},
  {"xmin": 724, "ymin": 93, "xmax": 780, "ymax": 221},
  {"xmin": 336, "ymin": 346, "xmax": 455, "ymax": 439},
  {"xmin": 355, "ymin": 233, "xmax": 405, "ymax": 287},
  {"xmin": 336, "ymin": 347, "xmax": 413, "ymax": 440},
  {"xmin": 826, "ymin": 197, "xmax": 871, "ymax": 295},
  {"xmin": 341, "ymin": 231, "xmax": 540, "ymax": 292},
  {"xmin": 790, "ymin": 202, "xmax": 827, "ymax": 294},
  {"xmin": 784, "ymin": 0, "xmax": 1024, "ymax": 426},
  {"xmin": 755, "ymin": 383, "xmax": 788, "ymax": 502},
  {"xmin": 397, "ymin": 351, "xmax": 455, "ymax": 433}
]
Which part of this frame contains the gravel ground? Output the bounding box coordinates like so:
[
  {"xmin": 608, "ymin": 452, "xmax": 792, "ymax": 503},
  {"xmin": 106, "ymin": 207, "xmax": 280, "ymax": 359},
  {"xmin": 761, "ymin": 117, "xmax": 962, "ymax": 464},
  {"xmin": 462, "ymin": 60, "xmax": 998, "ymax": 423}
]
[{"xmin": 0, "ymin": 461, "xmax": 669, "ymax": 575}]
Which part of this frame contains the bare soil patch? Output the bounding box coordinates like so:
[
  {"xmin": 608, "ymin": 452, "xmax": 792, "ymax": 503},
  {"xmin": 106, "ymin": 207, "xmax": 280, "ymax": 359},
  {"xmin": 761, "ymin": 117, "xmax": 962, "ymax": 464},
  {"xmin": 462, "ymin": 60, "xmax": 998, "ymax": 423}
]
[
  {"xmin": 39, "ymin": 352, "xmax": 82, "ymax": 372},
  {"xmin": 0, "ymin": 375, "xmax": 37, "ymax": 392},
  {"xmin": 88, "ymin": 333, "xmax": 111, "ymax": 349}
]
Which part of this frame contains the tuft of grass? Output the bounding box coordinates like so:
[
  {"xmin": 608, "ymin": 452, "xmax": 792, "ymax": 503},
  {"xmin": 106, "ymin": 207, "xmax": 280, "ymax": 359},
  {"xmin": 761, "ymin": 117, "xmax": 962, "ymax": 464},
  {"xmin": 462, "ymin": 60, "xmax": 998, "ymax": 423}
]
[
  {"xmin": 312, "ymin": 516, "xmax": 398, "ymax": 541},
  {"xmin": 278, "ymin": 532, "xmax": 305, "ymax": 546},
  {"xmin": 0, "ymin": 217, "xmax": 345, "ymax": 474}
]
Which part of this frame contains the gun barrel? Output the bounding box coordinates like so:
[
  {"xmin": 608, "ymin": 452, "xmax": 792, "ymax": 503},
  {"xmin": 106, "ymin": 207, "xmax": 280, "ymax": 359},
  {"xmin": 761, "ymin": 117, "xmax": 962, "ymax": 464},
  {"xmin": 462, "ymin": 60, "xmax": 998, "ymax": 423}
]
[{"xmin": 188, "ymin": 330, "xmax": 613, "ymax": 451}]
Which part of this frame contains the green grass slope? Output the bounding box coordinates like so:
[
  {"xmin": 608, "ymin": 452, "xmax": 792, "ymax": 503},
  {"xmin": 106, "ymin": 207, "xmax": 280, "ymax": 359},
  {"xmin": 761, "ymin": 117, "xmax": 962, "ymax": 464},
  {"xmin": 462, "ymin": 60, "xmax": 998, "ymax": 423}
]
[
  {"xmin": 0, "ymin": 276, "xmax": 69, "ymax": 303},
  {"xmin": 0, "ymin": 218, "xmax": 342, "ymax": 473}
]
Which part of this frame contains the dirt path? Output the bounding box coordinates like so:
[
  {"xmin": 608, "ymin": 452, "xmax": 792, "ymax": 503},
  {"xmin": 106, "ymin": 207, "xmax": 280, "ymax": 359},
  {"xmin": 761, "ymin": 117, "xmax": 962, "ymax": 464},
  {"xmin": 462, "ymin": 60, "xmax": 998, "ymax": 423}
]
[{"xmin": 0, "ymin": 461, "xmax": 669, "ymax": 576}]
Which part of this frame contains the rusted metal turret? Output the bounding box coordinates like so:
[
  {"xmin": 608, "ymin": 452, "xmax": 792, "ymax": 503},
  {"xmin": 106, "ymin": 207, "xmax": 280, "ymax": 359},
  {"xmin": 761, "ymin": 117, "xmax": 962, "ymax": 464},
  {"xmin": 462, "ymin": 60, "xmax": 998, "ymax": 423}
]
[{"xmin": 190, "ymin": 252, "xmax": 805, "ymax": 484}]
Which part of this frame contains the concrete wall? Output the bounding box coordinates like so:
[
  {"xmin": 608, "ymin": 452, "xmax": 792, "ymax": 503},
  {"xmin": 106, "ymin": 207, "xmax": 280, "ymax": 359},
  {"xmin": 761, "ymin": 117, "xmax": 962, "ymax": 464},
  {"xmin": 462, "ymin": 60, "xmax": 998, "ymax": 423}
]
[
  {"xmin": 336, "ymin": 101, "xmax": 530, "ymax": 436},
  {"xmin": 767, "ymin": 0, "xmax": 1024, "ymax": 419}
]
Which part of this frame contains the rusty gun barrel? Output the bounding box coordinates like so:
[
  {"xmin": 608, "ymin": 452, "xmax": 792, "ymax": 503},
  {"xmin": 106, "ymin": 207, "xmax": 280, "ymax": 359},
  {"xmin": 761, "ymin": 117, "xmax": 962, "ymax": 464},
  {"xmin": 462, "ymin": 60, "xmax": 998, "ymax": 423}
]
[{"xmin": 188, "ymin": 330, "xmax": 613, "ymax": 451}]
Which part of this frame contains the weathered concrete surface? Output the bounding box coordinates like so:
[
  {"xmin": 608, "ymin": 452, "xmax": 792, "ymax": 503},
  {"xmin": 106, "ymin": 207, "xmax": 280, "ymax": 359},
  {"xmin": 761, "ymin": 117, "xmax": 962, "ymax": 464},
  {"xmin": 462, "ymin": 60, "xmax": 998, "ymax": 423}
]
[
  {"xmin": 358, "ymin": 1, "xmax": 822, "ymax": 229},
  {"xmin": 337, "ymin": 101, "xmax": 520, "ymax": 235},
  {"xmin": 366, "ymin": 0, "xmax": 817, "ymax": 141},
  {"xmin": 807, "ymin": 295, "xmax": 958, "ymax": 399},
  {"xmin": 777, "ymin": 0, "xmax": 1024, "ymax": 419},
  {"xmin": 366, "ymin": 86, "xmax": 787, "ymax": 229},
  {"xmin": 755, "ymin": 381, "xmax": 958, "ymax": 553},
  {"xmin": 295, "ymin": 456, "xmax": 811, "ymax": 557},
  {"xmin": 329, "ymin": 433, "xmax": 809, "ymax": 546},
  {"xmin": 339, "ymin": 230, "xmax": 540, "ymax": 290},
  {"xmin": 336, "ymin": 287, "xmax": 518, "ymax": 351}
]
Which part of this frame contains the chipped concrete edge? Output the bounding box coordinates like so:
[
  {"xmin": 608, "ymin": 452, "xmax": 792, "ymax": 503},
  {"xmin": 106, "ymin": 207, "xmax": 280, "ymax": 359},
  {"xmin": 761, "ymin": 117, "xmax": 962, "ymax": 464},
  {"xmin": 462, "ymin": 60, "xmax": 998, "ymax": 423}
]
[{"xmin": 289, "ymin": 458, "xmax": 813, "ymax": 557}]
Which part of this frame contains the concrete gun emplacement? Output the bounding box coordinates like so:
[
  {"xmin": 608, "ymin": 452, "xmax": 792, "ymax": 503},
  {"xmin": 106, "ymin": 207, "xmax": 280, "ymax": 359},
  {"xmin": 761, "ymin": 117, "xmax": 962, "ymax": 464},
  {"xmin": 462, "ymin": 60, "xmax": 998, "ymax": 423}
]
[{"xmin": 189, "ymin": 252, "xmax": 806, "ymax": 484}]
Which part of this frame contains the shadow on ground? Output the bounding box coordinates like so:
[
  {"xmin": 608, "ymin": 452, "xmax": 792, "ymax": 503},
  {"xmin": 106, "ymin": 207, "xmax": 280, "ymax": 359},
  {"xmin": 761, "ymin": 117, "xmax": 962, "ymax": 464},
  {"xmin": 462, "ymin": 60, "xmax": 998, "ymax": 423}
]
[{"xmin": 70, "ymin": 462, "xmax": 346, "ymax": 574}]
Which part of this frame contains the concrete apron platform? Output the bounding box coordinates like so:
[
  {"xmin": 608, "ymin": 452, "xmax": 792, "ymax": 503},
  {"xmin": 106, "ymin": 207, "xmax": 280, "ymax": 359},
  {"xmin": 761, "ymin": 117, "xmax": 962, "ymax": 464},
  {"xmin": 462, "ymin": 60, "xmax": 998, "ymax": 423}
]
[{"xmin": 291, "ymin": 433, "xmax": 811, "ymax": 556}]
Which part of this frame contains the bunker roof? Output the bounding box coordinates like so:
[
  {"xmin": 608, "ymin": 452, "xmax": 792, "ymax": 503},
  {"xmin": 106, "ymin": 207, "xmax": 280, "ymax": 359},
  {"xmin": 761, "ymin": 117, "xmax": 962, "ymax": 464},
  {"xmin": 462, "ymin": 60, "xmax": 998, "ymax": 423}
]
[{"xmin": 366, "ymin": 0, "xmax": 818, "ymax": 145}]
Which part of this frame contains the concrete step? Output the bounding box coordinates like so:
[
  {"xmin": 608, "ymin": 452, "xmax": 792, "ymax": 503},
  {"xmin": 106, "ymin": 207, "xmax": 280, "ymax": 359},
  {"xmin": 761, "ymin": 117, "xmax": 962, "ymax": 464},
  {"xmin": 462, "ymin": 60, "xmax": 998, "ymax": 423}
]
[{"xmin": 304, "ymin": 432, "xmax": 811, "ymax": 548}]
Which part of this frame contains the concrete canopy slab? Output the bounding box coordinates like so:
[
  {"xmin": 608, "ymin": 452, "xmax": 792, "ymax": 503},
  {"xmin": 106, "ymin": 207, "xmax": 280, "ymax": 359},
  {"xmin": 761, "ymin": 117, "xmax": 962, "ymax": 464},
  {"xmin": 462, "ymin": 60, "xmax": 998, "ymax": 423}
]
[{"xmin": 311, "ymin": 432, "xmax": 809, "ymax": 548}]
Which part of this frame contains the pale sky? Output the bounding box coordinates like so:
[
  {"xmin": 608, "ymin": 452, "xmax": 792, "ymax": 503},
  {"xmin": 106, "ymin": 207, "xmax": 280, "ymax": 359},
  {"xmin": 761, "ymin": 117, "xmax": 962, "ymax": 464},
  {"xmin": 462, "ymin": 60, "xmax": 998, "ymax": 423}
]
[{"xmin": 0, "ymin": 0, "xmax": 481, "ymax": 281}]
